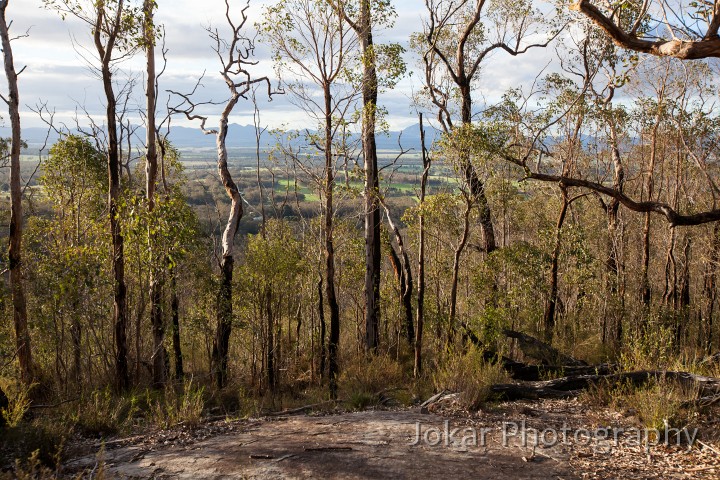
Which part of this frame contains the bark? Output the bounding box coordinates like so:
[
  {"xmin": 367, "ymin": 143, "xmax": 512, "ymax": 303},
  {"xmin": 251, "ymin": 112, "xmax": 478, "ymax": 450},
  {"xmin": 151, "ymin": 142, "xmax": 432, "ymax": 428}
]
[
  {"xmin": 211, "ymin": 101, "xmax": 243, "ymax": 388},
  {"xmin": 0, "ymin": 0, "xmax": 32, "ymax": 384},
  {"xmin": 354, "ymin": 0, "xmax": 381, "ymax": 354},
  {"xmin": 702, "ymin": 224, "xmax": 720, "ymax": 353},
  {"xmin": 323, "ymin": 86, "xmax": 341, "ymax": 399},
  {"xmin": 381, "ymin": 202, "xmax": 414, "ymax": 345},
  {"xmin": 92, "ymin": 1, "xmax": 129, "ymax": 391},
  {"xmin": 144, "ymin": 0, "xmax": 165, "ymax": 387},
  {"xmin": 573, "ymin": 0, "xmax": 720, "ymax": 60},
  {"xmin": 170, "ymin": 266, "xmax": 183, "ymax": 379},
  {"xmin": 544, "ymin": 187, "xmax": 569, "ymax": 343},
  {"xmin": 414, "ymin": 114, "xmax": 430, "ymax": 378}
]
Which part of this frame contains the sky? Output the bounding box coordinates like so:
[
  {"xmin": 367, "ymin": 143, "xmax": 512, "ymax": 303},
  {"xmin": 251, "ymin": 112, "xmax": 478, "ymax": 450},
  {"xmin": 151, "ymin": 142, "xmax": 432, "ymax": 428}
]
[{"xmin": 5, "ymin": 0, "xmax": 559, "ymax": 132}]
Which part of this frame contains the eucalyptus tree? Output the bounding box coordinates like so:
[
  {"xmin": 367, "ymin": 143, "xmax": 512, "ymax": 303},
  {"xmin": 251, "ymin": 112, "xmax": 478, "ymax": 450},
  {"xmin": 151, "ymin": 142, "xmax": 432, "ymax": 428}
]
[
  {"xmin": 142, "ymin": 0, "xmax": 165, "ymax": 386},
  {"xmin": 0, "ymin": 0, "xmax": 32, "ymax": 383},
  {"xmin": 36, "ymin": 135, "xmax": 107, "ymax": 385},
  {"xmin": 573, "ymin": 0, "xmax": 720, "ymax": 59},
  {"xmin": 417, "ymin": 0, "xmax": 558, "ymax": 255},
  {"xmin": 171, "ymin": 0, "xmax": 274, "ymax": 389},
  {"xmin": 261, "ymin": 0, "xmax": 358, "ymax": 396},
  {"xmin": 44, "ymin": 0, "xmax": 141, "ymax": 390},
  {"xmin": 328, "ymin": 0, "xmax": 405, "ymax": 353}
]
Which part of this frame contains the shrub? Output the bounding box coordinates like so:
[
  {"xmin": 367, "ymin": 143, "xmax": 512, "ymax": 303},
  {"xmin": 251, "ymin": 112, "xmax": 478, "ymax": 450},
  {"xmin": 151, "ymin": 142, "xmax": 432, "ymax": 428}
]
[
  {"xmin": 149, "ymin": 379, "xmax": 205, "ymax": 429},
  {"xmin": 340, "ymin": 354, "xmax": 404, "ymax": 407},
  {"xmin": 433, "ymin": 347, "xmax": 509, "ymax": 410}
]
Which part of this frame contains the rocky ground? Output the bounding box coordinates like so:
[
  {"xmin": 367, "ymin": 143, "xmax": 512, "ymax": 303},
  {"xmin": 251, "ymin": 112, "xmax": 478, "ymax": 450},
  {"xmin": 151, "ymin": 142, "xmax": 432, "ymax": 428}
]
[{"xmin": 61, "ymin": 399, "xmax": 720, "ymax": 479}]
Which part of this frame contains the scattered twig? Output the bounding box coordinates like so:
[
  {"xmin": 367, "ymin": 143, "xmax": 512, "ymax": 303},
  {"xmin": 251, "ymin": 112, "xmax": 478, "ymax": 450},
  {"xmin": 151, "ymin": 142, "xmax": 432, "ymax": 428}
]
[
  {"xmin": 304, "ymin": 446, "xmax": 352, "ymax": 452},
  {"xmin": 265, "ymin": 399, "xmax": 343, "ymax": 417}
]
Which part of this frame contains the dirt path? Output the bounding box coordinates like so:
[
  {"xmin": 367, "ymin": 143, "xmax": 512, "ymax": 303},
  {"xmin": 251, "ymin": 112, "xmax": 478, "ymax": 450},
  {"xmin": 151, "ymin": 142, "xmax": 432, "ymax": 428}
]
[{"xmin": 62, "ymin": 400, "xmax": 719, "ymax": 479}]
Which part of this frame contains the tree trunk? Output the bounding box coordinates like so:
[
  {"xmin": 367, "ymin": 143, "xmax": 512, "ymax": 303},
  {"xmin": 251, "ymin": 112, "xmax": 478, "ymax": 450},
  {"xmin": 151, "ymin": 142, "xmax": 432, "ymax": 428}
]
[
  {"xmin": 323, "ymin": 85, "xmax": 340, "ymax": 398},
  {"xmin": 381, "ymin": 202, "xmax": 414, "ymax": 345},
  {"xmin": 459, "ymin": 83, "xmax": 496, "ymax": 255},
  {"xmin": 449, "ymin": 198, "xmax": 471, "ymax": 344},
  {"xmin": 415, "ymin": 114, "xmax": 430, "ymax": 378},
  {"xmin": 265, "ymin": 288, "xmax": 275, "ymax": 392},
  {"xmin": 640, "ymin": 85, "xmax": 665, "ymax": 317},
  {"xmin": 211, "ymin": 102, "xmax": 243, "ymax": 389},
  {"xmin": 675, "ymin": 237, "xmax": 691, "ymax": 347},
  {"xmin": 212, "ymin": 255, "xmax": 234, "ymax": 388},
  {"xmin": 702, "ymin": 223, "xmax": 720, "ymax": 353},
  {"xmin": 605, "ymin": 119, "xmax": 625, "ymax": 346},
  {"xmin": 93, "ymin": 0, "xmax": 129, "ymax": 391},
  {"xmin": 318, "ymin": 276, "xmax": 326, "ymax": 379},
  {"xmin": 544, "ymin": 187, "xmax": 569, "ymax": 343},
  {"xmin": 0, "ymin": 0, "xmax": 32, "ymax": 384},
  {"xmin": 144, "ymin": 0, "xmax": 165, "ymax": 387},
  {"xmin": 170, "ymin": 266, "xmax": 183, "ymax": 379},
  {"xmin": 357, "ymin": 1, "xmax": 381, "ymax": 354}
]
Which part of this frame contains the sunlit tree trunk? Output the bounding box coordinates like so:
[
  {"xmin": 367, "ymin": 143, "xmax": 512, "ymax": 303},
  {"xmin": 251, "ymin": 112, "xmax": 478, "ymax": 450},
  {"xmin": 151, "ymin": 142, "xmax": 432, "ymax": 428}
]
[
  {"xmin": 0, "ymin": 0, "xmax": 32, "ymax": 384},
  {"xmin": 211, "ymin": 103, "xmax": 243, "ymax": 389},
  {"xmin": 144, "ymin": 0, "xmax": 165, "ymax": 387}
]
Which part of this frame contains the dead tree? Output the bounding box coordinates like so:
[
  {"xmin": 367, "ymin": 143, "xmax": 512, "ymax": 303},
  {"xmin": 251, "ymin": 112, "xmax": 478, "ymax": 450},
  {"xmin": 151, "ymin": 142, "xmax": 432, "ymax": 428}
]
[
  {"xmin": 379, "ymin": 199, "xmax": 414, "ymax": 346},
  {"xmin": 171, "ymin": 0, "xmax": 274, "ymax": 389}
]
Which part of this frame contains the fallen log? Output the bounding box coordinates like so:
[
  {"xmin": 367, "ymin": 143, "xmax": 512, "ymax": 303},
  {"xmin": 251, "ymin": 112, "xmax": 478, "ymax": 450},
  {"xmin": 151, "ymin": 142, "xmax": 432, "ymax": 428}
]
[
  {"xmin": 491, "ymin": 370, "xmax": 720, "ymax": 401},
  {"xmin": 461, "ymin": 322, "xmax": 592, "ymax": 378},
  {"xmin": 502, "ymin": 329, "xmax": 586, "ymax": 366},
  {"xmin": 501, "ymin": 361, "xmax": 617, "ymax": 381}
]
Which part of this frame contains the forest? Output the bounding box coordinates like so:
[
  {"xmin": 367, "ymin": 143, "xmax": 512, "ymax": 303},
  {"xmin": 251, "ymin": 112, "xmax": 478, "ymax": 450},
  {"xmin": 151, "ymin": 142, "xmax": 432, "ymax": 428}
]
[{"xmin": 2, "ymin": 0, "xmax": 720, "ymax": 476}]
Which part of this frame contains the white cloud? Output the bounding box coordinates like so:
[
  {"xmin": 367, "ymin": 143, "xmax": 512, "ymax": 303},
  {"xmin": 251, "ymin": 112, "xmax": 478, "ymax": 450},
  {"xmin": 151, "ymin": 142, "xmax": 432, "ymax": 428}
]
[{"xmin": 4, "ymin": 0, "xmax": 565, "ymax": 132}]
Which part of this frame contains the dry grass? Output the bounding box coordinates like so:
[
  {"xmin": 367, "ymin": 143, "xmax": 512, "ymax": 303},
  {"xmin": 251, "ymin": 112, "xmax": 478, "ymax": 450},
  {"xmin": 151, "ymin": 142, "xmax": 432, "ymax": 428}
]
[{"xmin": 433, "ymin": 347, "xmax": 509, "ymax": 410}]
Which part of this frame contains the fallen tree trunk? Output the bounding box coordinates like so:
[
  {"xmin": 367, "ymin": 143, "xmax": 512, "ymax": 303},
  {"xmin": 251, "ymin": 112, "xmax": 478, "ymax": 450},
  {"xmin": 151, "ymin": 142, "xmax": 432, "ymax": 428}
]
[
  {"xmin": 500, "ymin": 360, "xmax": 617, "ymax": 381},
  {"xmin": 491, "ymin": 370, "xmax": 720, "ymax": 401},
  {"xmin": 461, "ymin": 322, "xmax": 602, "ymax": 380},
  {"xmin": 502, "ymin": 329, "xmax": 587, "ymax": 366}
]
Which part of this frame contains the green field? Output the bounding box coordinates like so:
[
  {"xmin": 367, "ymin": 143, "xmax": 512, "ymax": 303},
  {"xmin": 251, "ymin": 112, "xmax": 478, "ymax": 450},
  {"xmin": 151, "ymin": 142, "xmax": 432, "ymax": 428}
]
[{"xmin": 275, "ymin": 178, "xmax": 320, "ymax": 202}]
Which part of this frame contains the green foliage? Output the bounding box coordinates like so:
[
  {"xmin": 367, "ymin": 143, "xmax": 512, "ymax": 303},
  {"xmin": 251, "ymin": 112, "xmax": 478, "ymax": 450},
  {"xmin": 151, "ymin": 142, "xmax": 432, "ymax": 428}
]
[
  {"xmin": 43, "ymin": 0, "xmax": 154, "ymax": 51},
  {"xmin": 41, "ymin": 134, "xmax": 106, "ymax": 212}
]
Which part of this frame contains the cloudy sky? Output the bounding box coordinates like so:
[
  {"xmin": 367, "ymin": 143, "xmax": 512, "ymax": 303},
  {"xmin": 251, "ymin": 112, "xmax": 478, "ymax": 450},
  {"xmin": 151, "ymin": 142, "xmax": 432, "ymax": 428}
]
[{"xmin": 5, "ymin": 0, "xmax": 559, "ymax": 132}]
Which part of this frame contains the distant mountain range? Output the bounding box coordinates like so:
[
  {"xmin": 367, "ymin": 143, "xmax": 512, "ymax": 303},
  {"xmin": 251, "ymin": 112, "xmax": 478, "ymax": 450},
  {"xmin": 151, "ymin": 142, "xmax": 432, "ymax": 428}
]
[{"xmin": 4, "ymin": 123, "xmax": 441, "ymax": 154}]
